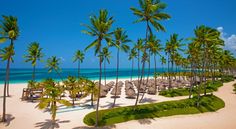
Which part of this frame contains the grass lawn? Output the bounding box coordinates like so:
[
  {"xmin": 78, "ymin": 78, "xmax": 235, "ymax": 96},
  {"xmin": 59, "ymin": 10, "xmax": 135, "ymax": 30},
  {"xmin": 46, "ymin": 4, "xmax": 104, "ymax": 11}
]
[{"xmin": 83, "ymin": 95, "xmax": 225, "ymax": 126}]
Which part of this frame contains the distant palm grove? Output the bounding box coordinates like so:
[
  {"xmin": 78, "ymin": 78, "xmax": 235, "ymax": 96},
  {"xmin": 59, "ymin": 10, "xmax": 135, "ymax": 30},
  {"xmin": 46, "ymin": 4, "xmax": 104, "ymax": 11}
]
[{"xmin": 0, "ymin": 0, "xmax": 236, "ymax": 127}]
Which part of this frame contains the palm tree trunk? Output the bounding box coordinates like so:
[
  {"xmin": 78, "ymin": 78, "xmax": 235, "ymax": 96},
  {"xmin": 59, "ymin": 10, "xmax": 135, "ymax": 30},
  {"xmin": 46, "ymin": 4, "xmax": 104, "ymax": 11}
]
[
  {"xmin": 78, "ymin": 61, "xmax": 80, "ymax": 80},
  {"xmin": 32, "ymin": 65, "xmax": 36, "ymax": 81},
  {"xmin": 52, "ymin": 101, "xmax": 57, "ymax": 124},
  {"xmin": 171, "ymin": 60, "xmax": 174, "ymax": 82},
  {"xmin": 104, "ymin": 59, "xmax": 107, "ymax": 87},
  {"xmin": 135, "ymin": 55, "xmax": 146, "ymax": 106},
  {"xmin": 113, "ymin": 49, "xmax": 120, "ymax": 107},
  {"xmin": 168, "ymin": 54, "xmax": 172, "ymax": 89},
  {"xmin": 140, "ymin": 52, "xmax": 151, "ymax": 102},
  {"xmin": 154, "ymin": 54, "xmax": 157, "ymax": 94},
  {"xmin": 91, "ymin": 89, "xmax": 94, "ymax": 106},
  {"xmin": 131, "ymin": 59, "xmax": 134, "ymax": 81},
  {"xmin": 138, "ymin": 50, "xmax": 140, "ymax": 81},
  {"xmin": 189, "ymin": 63, "xmax": 193, "ymax": 99},
  {"xmin": 95, "ymin": 40, "xmax": 102, "ymax": 127},
  {"xmin": 6, "ymin": 75, "xmax": 10, "ymax": 97},
  {"xmin": 6, "ymin": 40, "xmax": 14, "ymax": 97},
  {"xmin": 1, "ymin": 57, "xmax": 10, "ymax": 122},
  {"xmin": 203, "ymin": 47, "xmax": 207, "ymax": 96},
  {"xmin": 135, "ymin": 20, "xmax": 150, "ymax": 107}
]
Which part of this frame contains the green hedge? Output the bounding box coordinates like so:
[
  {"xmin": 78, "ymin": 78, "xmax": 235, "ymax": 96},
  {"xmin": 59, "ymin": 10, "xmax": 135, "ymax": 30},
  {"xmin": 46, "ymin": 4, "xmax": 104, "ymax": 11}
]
[
  {"xmin": 221, "ymin": 75, "xmax": 235, "ymax": 83},
  {"xmin": 233, "ymin": 83, "xmax": 236, "ymax": 94},
  {"xmin": 83, "ymin": 95, "xmax": 224, "ymax": 126},
  {"xmin": 159, "ymin": 81, "xmax": 223, "ymax": 97}
]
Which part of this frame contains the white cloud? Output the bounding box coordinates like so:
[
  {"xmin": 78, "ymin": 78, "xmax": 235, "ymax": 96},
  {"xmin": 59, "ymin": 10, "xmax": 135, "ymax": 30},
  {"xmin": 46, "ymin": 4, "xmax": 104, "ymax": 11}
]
[{"xmin": 217, "ymin": 27, "xmax": 236, "ymax": 51}]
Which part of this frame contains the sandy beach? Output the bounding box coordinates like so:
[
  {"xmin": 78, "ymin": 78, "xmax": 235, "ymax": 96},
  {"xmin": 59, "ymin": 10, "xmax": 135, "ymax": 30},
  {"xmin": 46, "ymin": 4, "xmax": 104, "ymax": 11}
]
[{"xmin": 0, "ymin": 78, "xmax": 236, "ymax": 129}]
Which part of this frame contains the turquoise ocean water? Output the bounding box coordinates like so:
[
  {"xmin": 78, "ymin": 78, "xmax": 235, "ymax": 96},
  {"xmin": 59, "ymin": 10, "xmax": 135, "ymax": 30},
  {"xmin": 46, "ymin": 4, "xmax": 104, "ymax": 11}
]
[{"xmin": 0, "ymin": 68, "xmax": 169, "ymax": 84}]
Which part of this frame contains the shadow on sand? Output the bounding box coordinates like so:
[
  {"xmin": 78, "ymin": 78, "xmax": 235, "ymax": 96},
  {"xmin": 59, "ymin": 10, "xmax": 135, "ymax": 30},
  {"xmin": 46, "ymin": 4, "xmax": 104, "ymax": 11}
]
[
  {"xmin": 35, "ymin": 119, "xmax": 70, "ymax": 129},
  {"xmin": 139, "ymin": 98, "xmax": 157, "ymax": 103},
  {"xmin": 100, "ymin": 102, "xmax": 125, "ymax": 109},
  {"xmin": 137, "ymin": 119, "xmax": 152, "ymax": 125},
  {"xmin": 72, "ymin": 125, "xmax": 116, "ymax": 129},
  {"xmin": 0, "ymin": 114, "xmax": 15, "ymax": 127}
]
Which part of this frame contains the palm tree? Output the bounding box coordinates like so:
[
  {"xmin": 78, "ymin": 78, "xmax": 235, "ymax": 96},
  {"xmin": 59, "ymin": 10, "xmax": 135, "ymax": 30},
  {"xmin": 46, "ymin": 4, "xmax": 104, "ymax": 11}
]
[
  {"xmin": 131, "ymin": 0, "xmax": 170, "ymax": 106},
  {"xmin": 147, "ymin": 35, "xmax": 162, "ymax": 94},
  {"xmin": 140, "ymin": 35, "xmax": 162, "ymax": 102},
  {"xmin": 73, "ymin": 50, "xmax": 84, "ymax": 80},
  {"xmin": 160, "ymin": 56, "xmax": 166, "ymax": 79},
  {"xmin": 63, "ymin": 76, "xmax": 80, "ymax": 106},
  {"xmin": 100, "ymin": 47, "xmax": 111, "ymax": 87},
  {"xmin": 83, "ymin": 78, "xmax": 98, "ymax": 106},
  {"xmin": 82, "ymin": 9, "xmax": 114, "ymax": 127},
  {"xmin": 112, "ymin": 27, "xmax": 130, "ymax": 107},
  {"xmin": 191, "ymin": 25, "xmax": 222, "ymax": 96},
  {"xmin": 219, "ymin": 50, "xmax": 235, "ymax": 77},
  {"xmin": 24, "ymin": 42, "xmax": 43, "ymax": 81},
  {"xmin": 165, "ymin": 34, "xmax": 184, "ymax": 89},
  {"xmin": 36, "ymin": 79, "xmax": 71, "ymax": 124},
  {"xmin": 0, "ymin": 45, "xmax": 14, "ymax": 121},
  {"xmin": 0, "ymin": 15, "xmax": 19, "ymax": 122},
  {"xmin": 134, "ymin": 39, "xmax": 143, "ymax": 81},
  {"xmin": 128, "ymin": 48, "xmax": 138, "ymax": 81},
  {"xmin": 46, "ymin": 56, "xmax": 63, "ymax": 81}
]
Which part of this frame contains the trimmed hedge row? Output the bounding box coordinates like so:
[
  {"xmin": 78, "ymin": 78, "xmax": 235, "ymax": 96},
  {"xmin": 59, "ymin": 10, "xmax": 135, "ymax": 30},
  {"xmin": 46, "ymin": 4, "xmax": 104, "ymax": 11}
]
[{"xmin": 83, "ymin": 95, "xmax": 225, "ymax": 126}]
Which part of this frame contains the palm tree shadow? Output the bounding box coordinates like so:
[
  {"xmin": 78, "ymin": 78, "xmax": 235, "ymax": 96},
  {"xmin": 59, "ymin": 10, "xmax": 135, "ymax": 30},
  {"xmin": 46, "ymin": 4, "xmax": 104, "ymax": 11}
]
[
  {"xmin": 100, "ymin": 102, "xmax": 124, "ymax": 109},
  {"xmin": 0, "ymin": 95, "xmax": 13, "ymax": 98},
  {"xmin": 0, "ymin": 114, "xmax": 15, "ymax": 127},
  {"xmin": 139, "ymin": 98, "xmax": 157, "ymax": 103},
  {"xmin": 35, "ymin": 119, "xmax": 70, "ymax": 129},
  {"xmin": 72, "ymin": 125, "xmax": 116, "ymax": 129},
  {"xmin": 137, "ymin": 119, "xmax": 152, "ymax": 125}
]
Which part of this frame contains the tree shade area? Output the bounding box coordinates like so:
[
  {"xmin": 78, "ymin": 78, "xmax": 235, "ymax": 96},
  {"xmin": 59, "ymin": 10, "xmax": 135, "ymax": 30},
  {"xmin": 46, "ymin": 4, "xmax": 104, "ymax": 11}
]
[{"xmin": 83, "ymin": 95, "xmax": 224, "ymax": 126}]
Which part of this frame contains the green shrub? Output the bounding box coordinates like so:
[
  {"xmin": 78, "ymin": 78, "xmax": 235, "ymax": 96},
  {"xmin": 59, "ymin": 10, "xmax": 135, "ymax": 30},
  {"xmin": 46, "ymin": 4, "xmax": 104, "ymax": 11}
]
[
  {"xmin": 83, "ymin": 95, "xmax": 225, "ymax": 126},
  {"xmin": 221, "ymin": 75, "xmax": 234, "ymax": 83},
  {"xmin": 159, "ymin": 81, "xmax": 223, "ymax": 97},
  {"xmin": 233, "ymin": 83, "xmax": 236, "ymax": 94}
]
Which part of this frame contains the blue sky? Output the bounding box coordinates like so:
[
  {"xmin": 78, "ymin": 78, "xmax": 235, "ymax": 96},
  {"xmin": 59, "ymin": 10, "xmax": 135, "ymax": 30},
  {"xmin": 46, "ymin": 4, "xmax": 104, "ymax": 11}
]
[{"xmin": 0, "ymin": 0, "xmax": 236, "ymax": 68}]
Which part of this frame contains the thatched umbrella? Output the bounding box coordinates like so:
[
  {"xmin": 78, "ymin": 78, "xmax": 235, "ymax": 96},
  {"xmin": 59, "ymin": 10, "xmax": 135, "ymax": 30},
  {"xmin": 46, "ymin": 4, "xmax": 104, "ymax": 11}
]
[
  {"xmin": 111, "ymin": 87, "xmax": 121, "ymax": 96},
  {"xmin": 139, "ymin": 84, "xmax": 146, "ymax": 93},
  {"xmin": 126, "ymin": 88, "xmax": 136, "ymax": 99},
  {"xmin": 100, "ymin": 90, "xmax": 108, "ymax": 98},
  {"xmin": 147, "ymin": 86, "xmax": 156, "ymax": 95}
]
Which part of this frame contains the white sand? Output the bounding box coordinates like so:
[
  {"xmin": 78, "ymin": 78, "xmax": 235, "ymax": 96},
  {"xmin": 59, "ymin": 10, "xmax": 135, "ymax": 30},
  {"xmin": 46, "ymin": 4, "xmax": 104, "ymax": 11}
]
[{"xmin": 0, "ymin": 78, "xmax": 235, "ymax": 129}]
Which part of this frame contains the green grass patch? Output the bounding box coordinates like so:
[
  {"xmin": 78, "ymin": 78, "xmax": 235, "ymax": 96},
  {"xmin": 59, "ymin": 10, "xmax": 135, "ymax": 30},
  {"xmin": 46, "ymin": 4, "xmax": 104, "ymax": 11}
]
[
  {"xmin": 83, "ymin": 95, "xmax": 225, "ymax": 126},
  {"xmin": 159, "ymin": 81, "xmax": 223, "ymax": 97},
  {"xmin": 233, "ymin": 83, "xmax": 236, "ymax": 94}
]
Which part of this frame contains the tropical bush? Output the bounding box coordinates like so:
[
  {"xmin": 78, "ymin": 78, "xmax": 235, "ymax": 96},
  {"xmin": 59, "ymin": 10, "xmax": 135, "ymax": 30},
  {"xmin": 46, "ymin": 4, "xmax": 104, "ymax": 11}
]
[
  {"xmin": 221, "ymin": 75, "xmax": 234, "ymax": 83},
  {"xmin": 233, "ymin": 83, "xmax": 236, "ymax": 94},
  {"xmin": 83, "ymin": 95, "xmax": 224, "ymax": 126}
]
